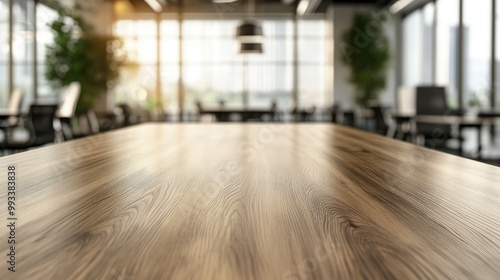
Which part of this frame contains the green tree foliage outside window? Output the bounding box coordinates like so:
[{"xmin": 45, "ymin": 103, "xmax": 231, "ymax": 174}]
[{"xmin": 340, "ymin": 12, "xmax": 391, "ymax": 107}]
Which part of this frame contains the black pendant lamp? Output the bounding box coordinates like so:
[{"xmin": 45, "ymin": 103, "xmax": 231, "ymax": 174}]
[
  {"xmin": 236, "ymin": 0, "xmax": 263, "ymax": 54},
  {"xmin": 236, "ymin": 21, "xmax": 263, "ymax": 43},
  {"xmin": 239, "ymin": 42, "xmax": 263, "ymax": 54}
]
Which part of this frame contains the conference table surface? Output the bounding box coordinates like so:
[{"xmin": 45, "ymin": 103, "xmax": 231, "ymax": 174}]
[{"xmin": 0, "ymin": 124, "xmax": 499, "ymax": 279}]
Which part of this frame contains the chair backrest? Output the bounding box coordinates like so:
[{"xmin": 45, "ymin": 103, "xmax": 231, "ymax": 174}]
[
  {"xmin": 87, "ymin": 111, "xmax": 101, "ymax": 134},
  {"xmin": 117, "ymin": 103, "xmax": 134, "ymax": 126},
  {"xmin": 416, "ymin": 86, "xmax": 449, "ymax": 115},
  {"xmin": 195, "ymin": 101, "xmax": 203, "ymax": 114},
  {"xmin": 58, "ymin": 82, "xmax": 81, "ymax": 118},
  {"xmin": 397, "ymin": 86, "xmax": 415, "ymax": 115},
  {"xmin": 8, "ymin": 89, "xmax": 24, "ymax": 113},
  {"xmin": 369, "ymin": 105, "xmax": 389, "ymax": 135},
  {"xmin": 6, "ymin": 89, "xmax": 24, "ymax": 126},
  {"xmin": 27, "ymin": 105, "xmax": 58, "ymax": 147}
]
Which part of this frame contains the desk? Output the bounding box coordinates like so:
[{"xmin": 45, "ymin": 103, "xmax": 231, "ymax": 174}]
[
  {"xmin": 391, "ymin": 113, "xmax": 500, "ymax": 157},
  {"xmin": 201, "ymin": 106, "xmax": 275, "ymax": 122},
  {"xmin": 1, "ymin": 124, "xmax": 499, "ymax": 279}
]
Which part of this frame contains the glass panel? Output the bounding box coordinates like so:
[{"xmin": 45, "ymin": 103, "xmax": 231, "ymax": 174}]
[
  {"xmin": 422, "ymin": 3, "xmax": 435, "ymax": 84},
  {"xmin": 160, "ymin": 20, "xmax": 179, "ymax": 37},
  {"xmin": 297, "ymin": 19, "xmax": 327, "ymax": 108},
  {"xmin": 160, "ymin": 20, "xmax": 179, "ymax": 64},
  {"xmin": 248, "ymin": 62, "xmax": 292, "ymax": 108},
  {"xmin": 436, "ymin": 0, "xmax": 459, "ymax": 108},
  {"xmin": 160, "ymin": 37, "xmax": 179, "ymax": 63},
  {"xmin": 13, "ymin": 0, "xmax": 35, "ymax": 109},
  {"xmin": 183, "ymin": 63, "xmax": 244, "ymax": 109},
  {"xmin": 183, "ymin": 38, "xmax": 208, "ymax": 63},
  {"xmin": 36, "ymin": 3, "xmax": 58, "ymax": 63},
  {"xmin": 136, "ymin": 20, "xmax": 156, "ymax": 36},
  {"xmin": 161, "ymin": 64, "xmax": 179, "ymax": 114},
  {"xmin": 114, "ymin": 65, "xmax": 157, "ymax": 107},
  {"xmin": 246, "ymin": 37, "xmax": 293, "ymax": 63},
  {"xmin": 497, "ymin": 0, "xmax": 500, "ymax": 110},
  {"xmin": 113, "ymin": 18, "xmax": 327, "ymax": 114},
  {"xmin": 263, "ymin": 20, "xmax": 293, "ymax": 38},
  {"xmin": 182, "ymin": 21, "xmax": 243, "ymax": 63},
  {"xmin": 0, "ymin": 0, "xmax": 9, "ymax": 107},
  {"xmin": 463, "ymin": 0, "xmax": 491, "ymax": 109},
  {"xmin": 298, "ymin": 64, "xmax": 326, "ymax": 108},
  {"xmin": 182, "ymin": 20, "xmax": 204, "ymax": 37},
  {"xmin": 403, "ymin": 11, "xmax": 423, "ymax": 87},
  {"xmin": 0, "ymin": 64, "xmax": 7, "ymax": 107},
  {"xmin": 298, "ymin": 20, "xmax": 325, "ymax": 37},
  {"xmin": 136, "ymin": 38, "xmax": 157, "ymax": 63},
  {"xmin": 208, "ymin": 38, "xmax": 242, "ymax": 63},
  {"xmin": 36, "ymin": 3, "xmax": 59, "ymax": 100},
  {"xmin": 36, "ymin": 64, "xmax": 56, "ymax": 100},
  {"xmin": 114, "ymin": 20, "xmax": 135, "ymax": 37},
  {"xmin": 298, "ymin": 38, "xmax": 325, "ymax": 63}
]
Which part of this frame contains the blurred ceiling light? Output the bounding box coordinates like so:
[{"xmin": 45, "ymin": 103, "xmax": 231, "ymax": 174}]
[
  {"xmin": 144, "ymin": 0, "xmax": 163, "ymax": 13},
  {"xmin": 389, "ymin": 0, "xmax": 416, "ymax": 14},
  {"xmin": 296, "ymin": 0, "xmax": 310, "ymax": 16},
  {"xmin": 296, "ymin": 0, "xmax": 321, "ymax": 16}
]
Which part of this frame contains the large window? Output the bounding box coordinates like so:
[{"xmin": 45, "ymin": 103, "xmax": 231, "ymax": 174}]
[
  {"xmin": 403, "ymin": 0, "xmax": 500, "ymax": 111},
  {"xmin": 463, "ymin": 0, "xmax": 491, "ymax": 109},
  {"xmin": 182, "ymin": 19, "xmax": 244, "ymax": 111},
  {"xmin": 422, "ymin": 3, "xmax": 434, "ymax": 84},
  {"xmin": 497, "ymin": 0, "xmax": 500, "ymax": 109},
  {"xmin": 113, "ymin": 17, "xmax": 329, "ymax": 115},
  {"xmin": 436, "ymin": 0, "xmax": 459, "ymax": 108},
  {"xmin": 248, "ymin": 20, "xmax": 293, "ymax": 108},
  {"xmin": 160, "ymin": 19, "xmax": 179, "ymax": 114},
  {"xmin": 113, "ymin": 19, "xmax": 158, "ymax": 109},
  {"xmin": 13, "ymin": 0, "xmax": 34, "ymax": 109},
  {"xmin": 0, "ymin": 0, "xmax": 58, "ymax": 108},
  {"xmin": 403, "ymin": 11, "xmax": 422, "ymax": 87},
  {"xmin": 36, "ymin": 3, "xmax": 58, "ymax": 100},
  {"xmin": 0, "ymin": 0, "xmax": 9, "ymax": 107},
  {"xmin": 298, "ymin": 19, "xmax": 327, "ymax": 109}
]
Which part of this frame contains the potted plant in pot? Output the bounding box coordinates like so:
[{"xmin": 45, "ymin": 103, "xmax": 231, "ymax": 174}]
[{"xmin": 340, "ymin": 12, "xmax": 391, "ymax": 108}]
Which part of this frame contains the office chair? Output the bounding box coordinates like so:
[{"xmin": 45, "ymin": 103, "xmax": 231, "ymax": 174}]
[
  {"xmin": 331, "ymin": 104, "xmax": 340, "ymax": 123},
  {"xmin": 0, "ymin": 89, "xmax": 24, "ymax": 142},
  {"xmin": 1, "ymin": 89, "xmax": 24, "ymax": 125},
  {"xmin": 416, "ymin": 86, "xmax": 455, "ymax": 147},
  {"xmin": 2, "ymin": 105, "xmax": 58, "ymax": 153},
  {"xmin": 369, "ymin": 105, "xmax": 389, "ymax": 136}
]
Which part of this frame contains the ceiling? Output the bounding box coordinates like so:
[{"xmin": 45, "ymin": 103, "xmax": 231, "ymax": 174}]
[{"xmin": 121, "ymin": 0, "xmax": 393, "ymax": 14}]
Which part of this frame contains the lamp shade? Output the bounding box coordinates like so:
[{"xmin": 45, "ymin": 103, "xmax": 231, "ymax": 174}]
[
  {"xmin": 210, "ymin": 0, "xmax": 239, "ymax": 2},
  {"xmin": 236, "ymin": 21, "xmax": 264, "ymax": 43},
  {"xmin": 239, "ymin": 42, "xmax": 263, "ymax": 54}
]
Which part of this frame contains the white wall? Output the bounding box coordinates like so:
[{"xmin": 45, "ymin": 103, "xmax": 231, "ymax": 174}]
[{"xmin": 332, "ymin": 5, "xmax": 397, "ymax": 110}]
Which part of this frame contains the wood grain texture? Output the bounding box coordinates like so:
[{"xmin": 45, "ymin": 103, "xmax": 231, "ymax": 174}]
[{"xmin": 0, "ymin": 123, "xmax": 499, "ymax": 280}]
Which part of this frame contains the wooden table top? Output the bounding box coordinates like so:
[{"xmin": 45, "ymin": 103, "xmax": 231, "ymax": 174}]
[{"xmin": 1, "ymin": 124, "xmax": 499, "ymax": 279}]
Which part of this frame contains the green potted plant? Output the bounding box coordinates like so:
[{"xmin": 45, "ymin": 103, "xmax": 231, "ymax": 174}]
[
  {"xmin": 44, "ymin": 2, "xmax": 126, "ymax": 114},
  {"xmin": 341, "ymin": 12, "xmax": 391, "ymax": 107}
]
